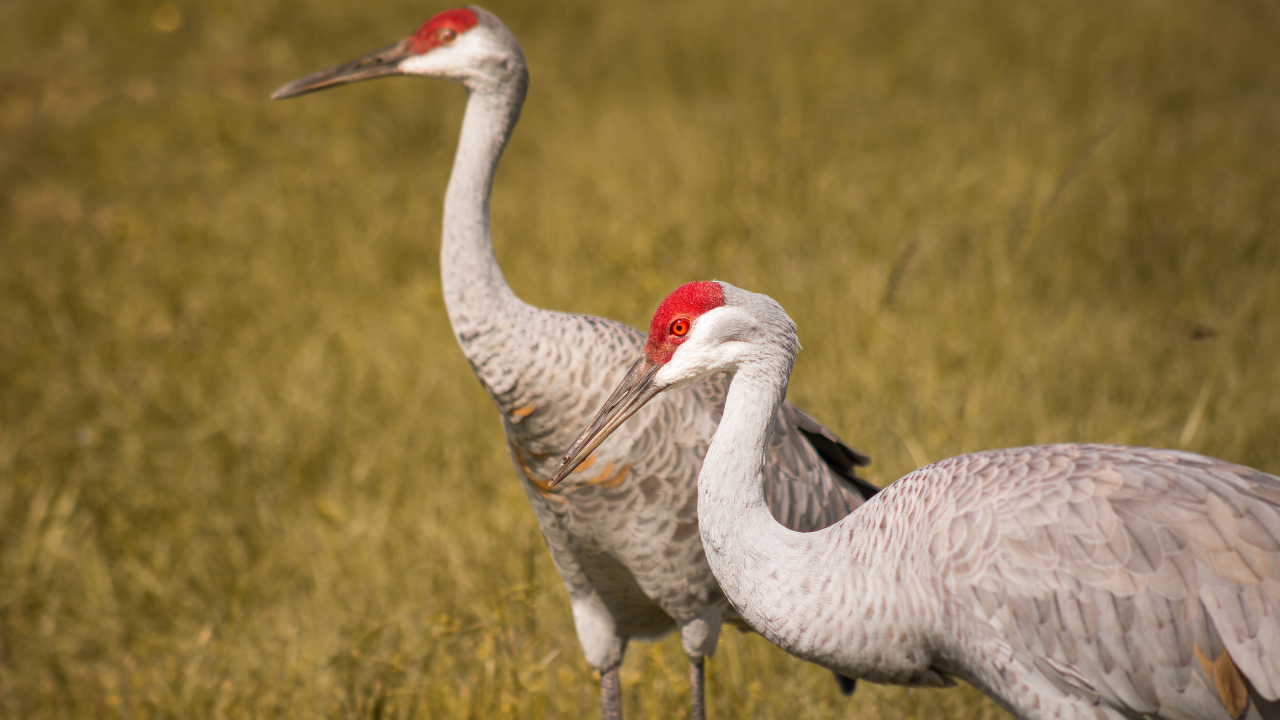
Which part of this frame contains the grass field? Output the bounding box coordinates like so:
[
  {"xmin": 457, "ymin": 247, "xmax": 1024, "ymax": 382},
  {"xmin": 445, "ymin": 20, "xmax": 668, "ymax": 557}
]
[{"xmin": 2, "ymin": 0, "xmax": 1278, "ymax": 717}]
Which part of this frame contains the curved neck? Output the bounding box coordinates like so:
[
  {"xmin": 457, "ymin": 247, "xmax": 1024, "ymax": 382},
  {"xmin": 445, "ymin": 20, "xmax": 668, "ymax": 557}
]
[
  {"xmin": 440, "ymin": 77, "xmax": 527, "ymax": 338},
  {"xmin": 697, "ymin": 355, "xmax": 909, "ymax": 676},
  {"xmin": 697, "ymin": 357, "xmax": 822, "ymax": 641},
  {"xmin": 699, "ymin": 364, "xmax": 792, "ymax": 531}
]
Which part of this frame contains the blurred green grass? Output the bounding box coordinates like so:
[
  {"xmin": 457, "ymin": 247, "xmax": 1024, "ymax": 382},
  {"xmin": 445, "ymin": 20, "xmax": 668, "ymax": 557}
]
[{"xmin": 2, "ymin": 0, "xmax": 1278, "ymax": 716}]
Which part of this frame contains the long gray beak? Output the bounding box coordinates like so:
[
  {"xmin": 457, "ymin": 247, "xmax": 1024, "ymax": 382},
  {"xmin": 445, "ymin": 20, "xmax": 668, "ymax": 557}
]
[
  {"xmin": 271, "ymin": 39, "xmax": 413, "ymax": 100},
  {"xmin": 549, "ymin": 356, "xmax": 662, "ymax": 486}
]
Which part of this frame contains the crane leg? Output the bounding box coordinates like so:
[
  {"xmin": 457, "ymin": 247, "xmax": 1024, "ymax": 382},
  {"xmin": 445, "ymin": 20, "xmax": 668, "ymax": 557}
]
[
  {"xmin": 690, "ymin": 656, "xmax": 706, "ymax": 720},
  {"xmin": 600, "ymin": 664, "xmax": 623, "ymax": 720},
  {"xmin": 678, "ymin": 608, "xmax": 721, "ymax": 720}
]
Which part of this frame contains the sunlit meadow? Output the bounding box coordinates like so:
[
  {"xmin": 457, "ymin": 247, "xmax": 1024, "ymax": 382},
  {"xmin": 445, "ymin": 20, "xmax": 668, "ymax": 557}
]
[{"xmin": 1, "ymin": 0, "xmax": 1278, "ymax": 717}]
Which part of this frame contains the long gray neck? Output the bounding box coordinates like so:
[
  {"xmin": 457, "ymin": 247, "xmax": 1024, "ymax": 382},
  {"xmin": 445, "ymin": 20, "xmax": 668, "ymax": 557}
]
[
  {"xmin": 441, "ymin": 79, "xmax": 528, "ymax": 345},
  {"xmin": 439, "ymin": 75, "xmax": 543, "ymax": 405},
  {"xmin": 697, "ymin": 357, "xmax": 825, "ymax": 645},
  {"xmin": 698, "ymin": 356, "xmax": 907, "ymax": 676}
]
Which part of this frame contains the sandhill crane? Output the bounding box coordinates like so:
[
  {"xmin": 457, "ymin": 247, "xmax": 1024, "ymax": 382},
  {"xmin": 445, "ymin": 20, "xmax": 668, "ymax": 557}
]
[
  {"xmin": 272, "ymin": 8, "xmax": 877, "ymax": 718},
  {"xmin": 552, "ymin": 280, "xmax": 1280, "ymax": 720}
]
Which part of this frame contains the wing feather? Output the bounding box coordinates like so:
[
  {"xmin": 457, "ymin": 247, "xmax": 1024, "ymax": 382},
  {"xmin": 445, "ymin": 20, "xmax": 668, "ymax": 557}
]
[{"xmin": 930, "ymin": 445, "xmax": 1280, "ymax": 716}]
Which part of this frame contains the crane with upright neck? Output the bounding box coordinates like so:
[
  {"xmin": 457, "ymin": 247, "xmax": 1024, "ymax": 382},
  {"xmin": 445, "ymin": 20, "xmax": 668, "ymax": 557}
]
[{"xmin": 272, "ymin": 8, "xmax": 877, "ymax": 719}]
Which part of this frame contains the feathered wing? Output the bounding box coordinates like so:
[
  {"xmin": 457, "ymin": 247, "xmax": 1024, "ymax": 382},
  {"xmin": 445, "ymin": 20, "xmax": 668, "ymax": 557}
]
[
  {"xmin": 789, "ymin": 405, "xmax": 879, "ymax": 500},
  {"xmin": 931, "ymin": 445, "xmax": 1280, "ymax": 719},
  {"xmin": 764, "ymin": 402, "xmax": 878, "ymax": 531}
]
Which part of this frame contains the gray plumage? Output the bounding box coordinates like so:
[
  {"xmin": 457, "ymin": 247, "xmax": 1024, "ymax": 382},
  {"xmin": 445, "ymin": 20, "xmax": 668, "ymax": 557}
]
[
  {"xmin": 555, "ymin": 281, "xmax": 1280, "ymax": 720},
  {"xmin": 500, "ymin": 311, "xmax": 868, "ymax": 645},
  {"xmin": 913, "ymin": 444, "xmax": 1280, "ymax": 720},
  {"xmin": 271, "ymin": 8, "xmax": 875, "ymax": 718}
]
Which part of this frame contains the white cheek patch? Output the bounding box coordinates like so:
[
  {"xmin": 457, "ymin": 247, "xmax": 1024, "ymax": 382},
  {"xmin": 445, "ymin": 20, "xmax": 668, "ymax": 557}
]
[
  {"xmin": 656, "ymin": 307, "xmax": 741, "ymax": 388},
  {"xmin": 399, "ymin": 31, "xmax": 487, "ymax": 76}
]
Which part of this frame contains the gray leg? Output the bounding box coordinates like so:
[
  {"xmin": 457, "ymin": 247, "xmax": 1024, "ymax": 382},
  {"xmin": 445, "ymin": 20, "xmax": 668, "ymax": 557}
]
[
  {"xmin": 570, "ymin": 596, "xmax": 626, "ymax": 719},
  {"xmin": 679, "ymin": 608, "xmax": 722, "ymax": 720},
  {"xmin": 600, "ymin": 664, "xmax": 623, "ymax": 720},
  {"xmin": 690, "ymin": 656, "xmax": 706, "ymax": 720}
]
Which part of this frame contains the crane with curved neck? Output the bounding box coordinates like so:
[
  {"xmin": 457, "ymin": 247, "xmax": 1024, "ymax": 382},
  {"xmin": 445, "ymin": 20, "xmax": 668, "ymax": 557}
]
[
  {"xmin": 273, "ymin": 9, "xmax": 877, "ymax": 719},
  {"xmin": 554, "ymin": 280, "xmax": 1280, "ymax": 720}
]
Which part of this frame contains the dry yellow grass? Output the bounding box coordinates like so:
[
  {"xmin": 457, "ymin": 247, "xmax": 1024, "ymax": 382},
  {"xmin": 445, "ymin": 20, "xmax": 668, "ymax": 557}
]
[{"xmin": 1, "ymin": 0, "xmax": 1278, "ymax": 717}]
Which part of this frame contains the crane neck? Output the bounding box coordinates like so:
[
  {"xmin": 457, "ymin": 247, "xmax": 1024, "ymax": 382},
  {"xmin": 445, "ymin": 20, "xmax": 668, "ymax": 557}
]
[
  {"xmin": 440, "ymin": 73, "xmax": 529, "ymax": 341},
  {"xmin": 697, "ymin": 349, "xmax": 930, "ymax": 679},
  {"xmin": 696, "ymin": 351, "xmax": 825, "ymax": 642}
]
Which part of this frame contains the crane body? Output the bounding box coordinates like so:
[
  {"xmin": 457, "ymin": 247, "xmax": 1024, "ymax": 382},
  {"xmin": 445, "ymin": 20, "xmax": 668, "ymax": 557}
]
[{"xmin": 554, "ymin": 280, "xmax": 1280, "ymax": 720}]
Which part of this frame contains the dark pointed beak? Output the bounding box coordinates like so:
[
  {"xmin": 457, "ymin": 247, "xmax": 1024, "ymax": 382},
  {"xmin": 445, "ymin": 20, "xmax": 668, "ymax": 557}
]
[
  {"xmin": 549, "ymin": 355, "xmax": 662, "ymax": 487},
  {"xmin": 271, "ymin": 39, "xmax": 414, "ymax": 100}
]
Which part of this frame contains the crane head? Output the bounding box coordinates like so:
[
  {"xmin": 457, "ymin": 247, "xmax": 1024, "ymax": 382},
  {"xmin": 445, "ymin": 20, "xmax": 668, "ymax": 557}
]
[
  {"xmin": 549, "ymin": 281, "xmax": 798, "ymax": 486},
  {"xmin": 271, "ymin": 6, "xmax": 525, "ymax": 100}
]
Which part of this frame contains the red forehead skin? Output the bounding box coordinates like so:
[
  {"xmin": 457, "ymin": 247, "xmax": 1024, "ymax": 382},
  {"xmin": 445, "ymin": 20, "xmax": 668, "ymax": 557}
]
[
  {"xmin": 409, "ymin": 8, "xmax": 479, "ymax": 54},
  {"xmin": 644, "ymin": 281, "xmax": 725, "ymax": 364}
]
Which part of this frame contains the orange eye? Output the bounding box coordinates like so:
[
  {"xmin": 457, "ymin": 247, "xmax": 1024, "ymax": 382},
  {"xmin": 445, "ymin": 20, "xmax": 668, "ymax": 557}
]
[
  {"xmin": 438, "ymin": 28, "xmax": 456, "ymax": 42},
  {"xmin": 670, "ymin": 319, "xmax": 690, "ymax": 336}
]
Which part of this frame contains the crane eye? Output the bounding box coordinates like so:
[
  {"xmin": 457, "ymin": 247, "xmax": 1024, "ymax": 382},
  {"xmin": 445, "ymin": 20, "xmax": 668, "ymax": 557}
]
[
  {"xmin": 438, "ymin": 28, "xmax": 457, "ymax": 43},
  {"xmin": 670, "ymin": 319, "xmax": 689, "ymax": 336}
]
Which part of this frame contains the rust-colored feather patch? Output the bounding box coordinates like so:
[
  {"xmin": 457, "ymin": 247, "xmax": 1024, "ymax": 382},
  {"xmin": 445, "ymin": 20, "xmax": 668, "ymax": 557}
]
[
  {"xmin": 587, "ymin": 462, "xmax": 631, "ymax": 489},
  {"xmin": 509, "ymin": 440, "xmax": 627, "ymax": 496},
  {"xmin": 1195, "ymin": 644, "xmax": 1249, "ymax": 719}
]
